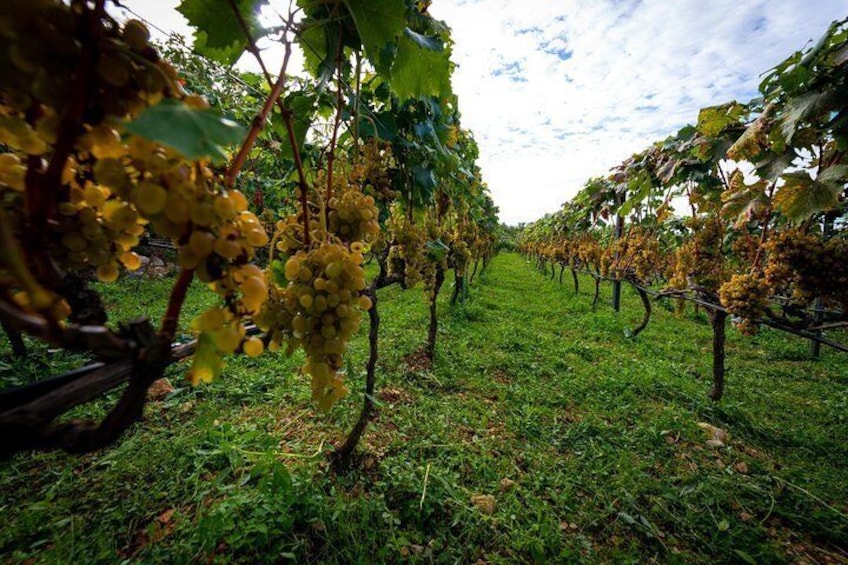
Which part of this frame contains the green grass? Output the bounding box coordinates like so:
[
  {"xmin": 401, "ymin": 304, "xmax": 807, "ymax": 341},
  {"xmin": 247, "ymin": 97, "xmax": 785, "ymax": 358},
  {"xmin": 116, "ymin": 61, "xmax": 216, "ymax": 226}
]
[{"xmin": 1, "ymin": 253, "xmax": 847, "ymax": 563}]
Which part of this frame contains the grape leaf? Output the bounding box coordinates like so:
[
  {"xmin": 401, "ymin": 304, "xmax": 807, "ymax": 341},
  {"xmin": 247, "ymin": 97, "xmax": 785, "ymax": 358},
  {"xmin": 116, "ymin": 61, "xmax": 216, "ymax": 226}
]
[
  {"xmin": 773, "ymin": 167, "xmax": 845, "ymax": 223},
  {"xmin": 297, "ymin": 18, "xmax": 343, "ymax": 86},
  {"xmin": 390, "ymin": 29, "xmax": 452, "ymax": 101},
  {"xmin": 126, "ymin": 99, "xmax": 246, "ymax": 162},
  {"xmin": 271, "ymin": 93, "xmax": 317, "ymax": 160},
  {"xmin": 187, "ymin": 332, "xmax": 225, "ymax": 385},
  {"xmin": 779, "ymin": 90, "xmax": 830, "ymax": 144},
  {"xmin": 696, "ymin": 102, "xmax": 746, "ymax": 138},
  {"xmin": 343, "ymin": 0, "xmax": 406, "ymax": 76},
  {"xmin": 177, "ymin": 0, "xmax": 267, "ymax": 66}
]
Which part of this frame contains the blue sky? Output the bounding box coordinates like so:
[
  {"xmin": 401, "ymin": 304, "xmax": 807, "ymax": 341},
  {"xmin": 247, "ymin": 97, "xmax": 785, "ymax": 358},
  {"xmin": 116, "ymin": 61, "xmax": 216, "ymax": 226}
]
[{"xmin": 115, "ymin": 1, "xmax": 848, "ymax": 224}]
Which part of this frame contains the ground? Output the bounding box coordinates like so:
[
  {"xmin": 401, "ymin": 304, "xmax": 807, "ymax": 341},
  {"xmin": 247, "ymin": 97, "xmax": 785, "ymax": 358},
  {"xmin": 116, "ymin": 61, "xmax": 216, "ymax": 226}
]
[{"xmin": 1, "ymin": 253, "xmax": 846, "ymax": 563}]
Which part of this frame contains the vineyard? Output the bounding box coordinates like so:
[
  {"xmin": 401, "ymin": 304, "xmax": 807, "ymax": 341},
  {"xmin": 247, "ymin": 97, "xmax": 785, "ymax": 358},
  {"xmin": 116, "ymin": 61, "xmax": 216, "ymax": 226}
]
[{"xmin": 0, "ymin": 1, "xmax": 847, "ymax": 564}]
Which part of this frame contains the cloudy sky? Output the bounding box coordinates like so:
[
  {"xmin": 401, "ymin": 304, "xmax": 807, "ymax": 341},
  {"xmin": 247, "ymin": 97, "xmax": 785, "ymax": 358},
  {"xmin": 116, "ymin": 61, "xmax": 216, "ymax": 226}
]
[{"xmin": 115, "ymin": 1, "xmax": 847, "ymax": 225}]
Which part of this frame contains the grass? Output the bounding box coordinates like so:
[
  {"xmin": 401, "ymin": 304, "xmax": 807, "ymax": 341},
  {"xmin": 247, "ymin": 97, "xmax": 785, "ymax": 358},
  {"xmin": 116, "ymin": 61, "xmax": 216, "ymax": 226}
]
[{"xmin": 1, "ymin": 252, "xmax": 847, "ymax": 563}]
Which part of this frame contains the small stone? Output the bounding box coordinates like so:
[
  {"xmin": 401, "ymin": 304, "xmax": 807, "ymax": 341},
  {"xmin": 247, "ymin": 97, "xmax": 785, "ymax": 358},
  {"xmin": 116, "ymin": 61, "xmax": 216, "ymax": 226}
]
[{"xmin": 734, "ymin": 461, "xmax": 749, "ymax": 474}]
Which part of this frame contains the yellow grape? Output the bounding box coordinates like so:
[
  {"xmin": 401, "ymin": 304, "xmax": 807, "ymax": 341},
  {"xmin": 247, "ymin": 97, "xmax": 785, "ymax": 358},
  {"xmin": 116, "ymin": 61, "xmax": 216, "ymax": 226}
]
[
  {"xmin": 214, "ymin": 237, "xmax": 241, "ymax": 260},
  {"xmin": 188, "ymin": 230, "xmax": 215, "ymax": 257},
  {"xmin": 243, "ymin": 336, "xmax": 264, "ymax": 357},
  {"xmin": 97, "ymin": 262, "xmax": 120, "ymax": 282},
  {"xmin": 120, "ymin": 251, "xmax": 142, "ymax": 271},
  {"xmin": 135, "ymin": 182, "xmax": 167, "ymax": 215}
]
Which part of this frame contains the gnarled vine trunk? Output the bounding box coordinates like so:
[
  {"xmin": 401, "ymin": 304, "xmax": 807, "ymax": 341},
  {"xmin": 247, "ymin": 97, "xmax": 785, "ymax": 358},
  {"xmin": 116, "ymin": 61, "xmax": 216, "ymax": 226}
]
[
  {"xmin": 631, "ymin": 284, "xmax": 651, "ymax": 337},
  {"xmin": 332, "ymin": 286, "xmax": 380, "ymax": 465},
  {"xmin": 707, "ymin": 309, "xmax": 728, "ymax": 401},
  {"xmin": 426, "ymin": 266, "xmax": 446, "ymax": 361}
]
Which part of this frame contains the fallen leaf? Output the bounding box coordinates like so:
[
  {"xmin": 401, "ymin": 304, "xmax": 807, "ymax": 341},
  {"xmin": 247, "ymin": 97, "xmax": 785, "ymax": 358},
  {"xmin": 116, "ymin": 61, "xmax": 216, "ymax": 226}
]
[
  {"xmin": 157, "ymin": 509, "xmax": 175, "ymax": 524},
  {"xmin": 698, "ymin": 422, "xmax": 729, "ymax": 444},
  {"xmin": 147, "ymin": 378, "xmax": 175, "ymax": 401},
  {"xmin": 499, "ymin": 478, "xmax": 516, "ymax": 492},
  {"xmin": 471, "ymin": 494, "xmax": 496, "ymax": 515}
]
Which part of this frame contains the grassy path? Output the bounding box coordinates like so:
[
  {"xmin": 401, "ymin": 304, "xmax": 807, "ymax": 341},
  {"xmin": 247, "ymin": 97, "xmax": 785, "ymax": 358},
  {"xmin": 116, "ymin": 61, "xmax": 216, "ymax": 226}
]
[{"xmin": 1, "ymin": 253, "xmax": 847, "ymax": 563}]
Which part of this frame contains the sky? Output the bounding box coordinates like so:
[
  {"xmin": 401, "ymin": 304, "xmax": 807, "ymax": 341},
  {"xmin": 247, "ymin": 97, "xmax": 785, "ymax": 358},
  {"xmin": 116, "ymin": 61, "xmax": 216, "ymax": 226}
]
[{"xmin": 113, "ymin": 0, "xmax": 848, "ymax": 225}]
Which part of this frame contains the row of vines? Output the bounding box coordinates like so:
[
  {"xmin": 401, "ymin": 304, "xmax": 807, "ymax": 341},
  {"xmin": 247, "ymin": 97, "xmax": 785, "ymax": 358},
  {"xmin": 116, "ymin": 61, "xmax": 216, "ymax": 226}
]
[
  {"xmin": 0, "ymin": 0, "xmax": 499, "ymax": 462},
  {"xmin": 519, "ymin": 18, "xmax": 848, "ymax": 401}
]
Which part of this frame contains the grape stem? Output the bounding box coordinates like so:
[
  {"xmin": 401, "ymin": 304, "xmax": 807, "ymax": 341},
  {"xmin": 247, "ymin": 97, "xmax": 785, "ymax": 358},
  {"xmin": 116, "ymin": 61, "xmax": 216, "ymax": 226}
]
[
  {"xmin": 325, "ymin": 33, "xmax": 346, "ymax": 219},
  {"xmin": 24, "ymin": 0, "xmax": 106, "ymax": 286},
  {"xmin": 751, "ymin": 180, "xmax": 777, "ymax": 273},
  {"xmin": 160, "ymin": 268, "xmax": 194, "ymax": 342},
  {"xmin": 231, "ymin": 7, "xmax": 312, "ymax": 247},
  {"xmin": 224, "ymin": 47, "xmax": 292, "ymax": 190}
]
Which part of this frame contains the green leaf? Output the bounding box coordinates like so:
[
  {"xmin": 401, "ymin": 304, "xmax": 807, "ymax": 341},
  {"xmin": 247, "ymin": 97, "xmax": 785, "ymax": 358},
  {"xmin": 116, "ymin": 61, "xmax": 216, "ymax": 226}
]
[
  {"xmin": 358, "ymin": 110, "xmax": 398, "ymax": 141},
  {"xmin": 426, "ymin": 239, "xmax": 450, "ymax": 261},
  {"xmin": 774, "ymin": 169, "xmax": 843, "ymax": 223},
  {"xmin": 779, "ymin": 91, "xmax": 829, "ymax": 144},
  {"xmin": 389, "ymin": 29, "xmax": 452, "ymax": 101},
  {"xmin": 297, "ymin": 18, "xmax": 342, "ymax": 86},
  {"xmin": 727, "ymin": 117, "xmax": 766, "ymax": 162},
  {"xmin": 343, "ymin": 0, "xmax": 406, "ymax": 76},
  {"xmin": 271, "ymin": 93, "xmax": 317, "ymax": 160},
  {"xmin": 187, "ymin": 331, "xmax": 225, "ymax": 384},
  {"xmin": 125, "ymin": 99, "xmax": 246, "ymax": 162},
  {"xmin": 178, "ymin": 0, "xmax": 267, "ymax": 66},
  {"xmin": 754, "ymin": 150, "xmax": 795, "ymax": 181},
  {"xmin": 696, "ymin": 102, "xmax": 746, "ymax": 138},
  {"xmin": 720, "ymin": 171, "xmax": 768, "ymax": 227}
]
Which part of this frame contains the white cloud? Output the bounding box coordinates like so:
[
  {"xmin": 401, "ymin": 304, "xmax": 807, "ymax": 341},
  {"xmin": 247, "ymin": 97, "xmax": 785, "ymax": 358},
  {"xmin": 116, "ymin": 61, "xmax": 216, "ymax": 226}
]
[{"xmin": 429, "ymin": 0, "xmax": 847, "ymax": 224}]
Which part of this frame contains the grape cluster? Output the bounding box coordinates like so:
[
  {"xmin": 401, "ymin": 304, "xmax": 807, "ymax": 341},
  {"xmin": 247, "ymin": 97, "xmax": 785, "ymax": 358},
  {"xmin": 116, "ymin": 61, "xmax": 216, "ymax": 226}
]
[
  {"xmin": 256, "ymin": 242, "xmax": 370, "ymax": 411},
  {"xmin": 328, "ymin": 191, "xmax": 379, "ymax": 244},
  {"xmin": 0, "ymin": 5, "xmax": 271, "ymax": 386},
  {"xmin": 765, "ymin": 229, "xmax": 848, "ymax": 310},
  {"xmin": 256, "ymin": 152, "xmax": 388, "ymax": 409},
  {"xmin": 352, "ymin": 140, "xmax": 398, "ymax": 203},
  {"xmin": 601, "ymin": 229, "xmax": 661, "ymax": 285},
  {"xmin": 0, "ymin": 3, "xmax": 175, "ymax": 123},
  {"xmin": 719, "ymin": 273, "xmax": 770, "ymax": 335},
  {"xmin": 449, "ymin": 239, "xmax": 472, "ymax": 276},
  {"xmin": 386, "ymin": 208, "xmax": 429, "ymax": 288},
  {"xmin": 670, "ymin": 218, "xmax": 725, "ymax": 291}
]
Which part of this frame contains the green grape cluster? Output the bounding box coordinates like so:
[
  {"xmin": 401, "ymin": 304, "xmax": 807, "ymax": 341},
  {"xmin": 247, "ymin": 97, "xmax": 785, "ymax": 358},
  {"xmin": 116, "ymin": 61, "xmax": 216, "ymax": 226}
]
[
  {"xmin": 765, "ymin": 229, "xmax": 848, "ymax": 310},
  {"xmin": 328, "ymin": 191, "xmax": 380, "ymax": 244},
  {"xmin": 719, "ymin": 273, "xmax": 770, "ymax": 335},
  {"xmin": 255, "ymin": 242, "xmax": 371, "ymax": 411},
  {"xmin": 0, "ymin": 4, "xmax": 271, "ymax": 388},
  {"xmin": 449, "ymin": 239, "xmax": 471, "ymax": 276},
  {"xmin": 352, "ymin": 139, "xmax": 398, "ymax": 203},
  {"xmin": 671, "ymin": 217, "xmax": 725, "ymax": 291},
  {"xmin": 386, "ymin": 208, "xmax": 428, "ymax": 288},
  {"xmin": 0, "ymin": 3, "xmax": 174, "ymax": 124},
  {"xmin": 190, "ymin": 304, "xmax": 264, "ymax": 385},
  {"xmin": 600, "ymin": 229, "xmax": 661, "ymax": 285},
  {"xmin": 261, "ymin": 165, "xmax": 386, "ymax": 410}
]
